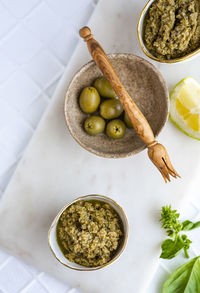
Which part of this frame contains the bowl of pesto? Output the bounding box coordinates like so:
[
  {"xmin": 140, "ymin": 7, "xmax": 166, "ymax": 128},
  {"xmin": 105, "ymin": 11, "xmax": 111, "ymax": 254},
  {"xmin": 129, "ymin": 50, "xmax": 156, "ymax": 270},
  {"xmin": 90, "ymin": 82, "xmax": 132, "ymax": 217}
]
[
  {"xmin": 48, "ymin": 194, "xmax": 129, "ymax": 271},
  {"xmin": 138, "ymin": 0, "xmax": 200, "ymax": 63}
]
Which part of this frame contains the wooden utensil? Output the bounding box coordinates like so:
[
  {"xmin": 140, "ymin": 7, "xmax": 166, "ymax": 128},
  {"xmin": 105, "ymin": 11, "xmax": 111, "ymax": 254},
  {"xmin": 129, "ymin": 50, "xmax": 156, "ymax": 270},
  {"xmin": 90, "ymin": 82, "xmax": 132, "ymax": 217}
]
[{"xmin": 79, "ymin": 26, "xmax": 180, "ymax": 182}]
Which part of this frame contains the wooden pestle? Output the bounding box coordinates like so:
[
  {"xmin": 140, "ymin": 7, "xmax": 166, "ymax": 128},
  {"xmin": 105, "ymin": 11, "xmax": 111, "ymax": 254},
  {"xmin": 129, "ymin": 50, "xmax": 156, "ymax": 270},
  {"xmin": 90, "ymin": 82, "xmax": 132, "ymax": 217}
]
[{"xmin": 79, "ymin": 26, "xmax": 180, "ymax": 182}]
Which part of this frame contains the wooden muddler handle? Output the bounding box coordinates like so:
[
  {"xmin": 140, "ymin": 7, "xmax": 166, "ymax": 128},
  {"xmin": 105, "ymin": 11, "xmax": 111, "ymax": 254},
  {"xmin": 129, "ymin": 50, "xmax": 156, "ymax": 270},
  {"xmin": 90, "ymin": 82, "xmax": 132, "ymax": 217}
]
[
  {"xmin": 80, "ymin": 26, "xmax": 180, "ymax": 182},
  {"xmin": 79, "ymin": 26, "xmax": 155, "ymax": 146}
]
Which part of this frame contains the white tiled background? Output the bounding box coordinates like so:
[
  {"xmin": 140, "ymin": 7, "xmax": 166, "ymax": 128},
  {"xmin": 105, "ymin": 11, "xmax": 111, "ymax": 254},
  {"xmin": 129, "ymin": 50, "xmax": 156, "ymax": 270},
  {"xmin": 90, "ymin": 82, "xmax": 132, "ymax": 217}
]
[
  {"xmin": 0, "ymin": 0, "xmax": 200, "ymax": 292},
  {"xmin": 0, "ymin": 0, "xmax": 97, "ymax": 292}
]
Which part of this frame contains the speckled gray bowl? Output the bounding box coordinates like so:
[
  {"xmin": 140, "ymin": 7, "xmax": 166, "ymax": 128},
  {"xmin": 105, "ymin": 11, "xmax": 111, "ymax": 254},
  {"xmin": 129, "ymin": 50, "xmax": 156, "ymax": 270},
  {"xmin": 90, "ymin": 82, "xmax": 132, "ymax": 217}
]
[{"xmin": 64, "ymin": 53, "xmax": 169, "ymax": 158}]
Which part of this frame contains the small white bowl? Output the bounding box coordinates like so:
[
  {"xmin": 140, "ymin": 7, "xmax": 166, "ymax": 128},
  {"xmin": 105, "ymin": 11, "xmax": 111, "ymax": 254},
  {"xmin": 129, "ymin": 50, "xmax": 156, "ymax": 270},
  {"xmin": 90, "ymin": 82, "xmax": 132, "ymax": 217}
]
[
  {"xmin": 137, "ymin": 0, "xmax": 200, "ymax": 64},
  {"xmin": 48, "ymin": 194, "xmax": 129, "ymax": 271}
]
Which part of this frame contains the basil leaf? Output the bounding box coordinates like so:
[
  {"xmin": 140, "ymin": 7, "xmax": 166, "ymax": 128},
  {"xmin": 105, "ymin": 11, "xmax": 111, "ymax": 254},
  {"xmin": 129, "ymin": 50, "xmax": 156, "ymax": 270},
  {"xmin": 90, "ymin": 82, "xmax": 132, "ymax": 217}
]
[
  {"xmin": 182, "ymin": 220, "xmax": 200, "ymax": 231},
  {"xmin": 160, "ymin": 238, "xmax": 185, "ymax": 259},
  {"xmin": 162, "ymin": 256, "xmax": 200, "ymax": 293}
]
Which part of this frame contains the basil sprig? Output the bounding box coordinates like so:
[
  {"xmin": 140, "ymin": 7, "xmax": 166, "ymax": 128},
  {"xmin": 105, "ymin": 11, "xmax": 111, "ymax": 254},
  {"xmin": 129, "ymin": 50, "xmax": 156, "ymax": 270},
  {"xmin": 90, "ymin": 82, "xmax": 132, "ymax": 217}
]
[
  {"xmin": 160, "ymin": 206, "xmax": 200, "ymax": 259},
  {"xmin": 162, "ymin": 256, "xmax": 200, "ymax": 293}
]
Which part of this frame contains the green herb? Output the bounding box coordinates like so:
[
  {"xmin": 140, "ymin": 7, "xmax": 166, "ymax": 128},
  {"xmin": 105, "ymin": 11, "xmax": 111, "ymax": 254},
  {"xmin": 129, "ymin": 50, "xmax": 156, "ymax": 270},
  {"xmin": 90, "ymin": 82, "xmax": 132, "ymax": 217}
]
[
  {"xmin": 160, "ymin": 205, "xmax": 200, "ymax": 259},
  {"xmin": 160, "ymin": 237, "xmax": 185, "ymax": 259},
  {"xmin": 182, "ymin": 220, "xmax": 200, "ymax": 231},
  {"xmin": 160, "ymin": 205, "xmax": 182, "ymax": 238},
  {"xmin": 181, "ymin": 235, "xmax": 192, "ymax": 259},
  {"xmin": 162, "ymin": 256, "xmax": 200, "ymax": 293}
]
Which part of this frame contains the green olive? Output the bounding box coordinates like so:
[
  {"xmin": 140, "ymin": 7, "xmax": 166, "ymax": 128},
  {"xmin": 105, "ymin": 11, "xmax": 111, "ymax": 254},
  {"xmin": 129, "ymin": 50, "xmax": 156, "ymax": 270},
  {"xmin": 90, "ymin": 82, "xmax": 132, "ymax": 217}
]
[
  {"xmin": 124, "ymin": 112, "xmax": 133, "ymax": 128},
  {"xmin": 106, "ymin": 119, "xmax": 126, "ymax": 139},
  {"xmin": 84, "ymin": 116, "xmax": 106, "ymax": 135},
  {"xmin": 100, "ymin": 99, "xmax": 123, "ymax": 119},
  {"xmin": 93, "ymin": 77, "xmax": 116, "ymax": 98},
  {"xmin": 79, "ymin": 87, "xmax": 100, "ymax": 113}
]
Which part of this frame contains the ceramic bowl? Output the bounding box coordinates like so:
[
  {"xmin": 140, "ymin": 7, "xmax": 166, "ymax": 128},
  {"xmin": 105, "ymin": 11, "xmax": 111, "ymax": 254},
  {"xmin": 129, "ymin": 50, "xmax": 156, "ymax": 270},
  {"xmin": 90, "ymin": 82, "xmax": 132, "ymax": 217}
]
[
  {"xmin": 64, "ymin": 53, "xmax": 169, "ymax": 158},
  {"xmin": 137, "ymin": 0, "xmax": 200, "ymax": 64},
  {"xmin": 48, "ymin": 194, "xmax": 129, "ymax": 271}
]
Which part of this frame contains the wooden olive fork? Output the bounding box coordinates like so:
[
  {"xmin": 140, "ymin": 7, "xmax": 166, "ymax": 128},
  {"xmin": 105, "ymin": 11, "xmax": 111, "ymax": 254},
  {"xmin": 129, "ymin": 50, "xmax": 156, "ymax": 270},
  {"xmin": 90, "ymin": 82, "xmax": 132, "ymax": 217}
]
[{"xmin": 79, "ymin": 26, "xmax": 180, "ymax": 183}]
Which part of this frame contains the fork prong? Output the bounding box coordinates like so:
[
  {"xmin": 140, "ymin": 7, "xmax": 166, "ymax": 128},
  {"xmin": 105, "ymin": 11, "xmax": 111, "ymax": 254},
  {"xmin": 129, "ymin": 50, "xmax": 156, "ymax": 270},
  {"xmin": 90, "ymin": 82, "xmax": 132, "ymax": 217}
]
[
  {"xmin": 171, "ymin": 167, "xmax": 181, "ymax": 178},
  {"xmin": 169, "ymin": 169, "xmax": 179, "ymax": 178},
  {"xmin": 148, "ymin": 142, "xmax": 180, "ymax": 183},
  {"xmin": 163, "ymin": 152, "xmax": 181, "ymax": 178},
  {"xmin": 159, "ymin": 167, "xmax": 168, "ymax": 183},
  {"xmin": 162, "ymin": 166, "xmax": 170, "ymax": 182},
  {"xmin": 162, "ymin": 157, "xmax": 180, "ymax": 178}
]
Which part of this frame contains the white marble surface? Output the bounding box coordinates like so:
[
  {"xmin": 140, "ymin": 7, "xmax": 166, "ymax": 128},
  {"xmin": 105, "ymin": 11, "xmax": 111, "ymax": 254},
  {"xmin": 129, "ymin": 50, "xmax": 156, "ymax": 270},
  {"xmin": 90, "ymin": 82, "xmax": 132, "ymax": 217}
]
[{"xmin": 1, "ymin": 0, "xmax": 200, "ymax": 292}]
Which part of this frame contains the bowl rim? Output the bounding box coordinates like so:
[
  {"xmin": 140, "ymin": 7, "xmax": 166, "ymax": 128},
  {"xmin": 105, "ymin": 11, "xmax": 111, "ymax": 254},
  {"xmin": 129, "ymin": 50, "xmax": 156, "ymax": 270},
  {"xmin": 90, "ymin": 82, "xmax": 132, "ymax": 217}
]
[
  {"xmin": 64, "ymin": 53, "xmax": 169, "ymax": 158},
  {"xmin": 48, "ymin": 194, "xmax": 129, "ymax": 271},
  {"xmin": 137, "ymin": 0, "xmax": 200, "ymax": 64}
]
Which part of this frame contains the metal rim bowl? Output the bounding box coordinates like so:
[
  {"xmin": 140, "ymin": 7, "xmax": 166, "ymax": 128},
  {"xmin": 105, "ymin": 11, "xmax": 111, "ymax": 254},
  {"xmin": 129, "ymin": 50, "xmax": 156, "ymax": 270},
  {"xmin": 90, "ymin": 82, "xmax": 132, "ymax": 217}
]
[
  {"xmin": 137, "ymin": 0, "xmax": 200, "ymax": 64},
  {"xmin": 48, "ymin": 194, "xmax": 129, "ymax": 271}
]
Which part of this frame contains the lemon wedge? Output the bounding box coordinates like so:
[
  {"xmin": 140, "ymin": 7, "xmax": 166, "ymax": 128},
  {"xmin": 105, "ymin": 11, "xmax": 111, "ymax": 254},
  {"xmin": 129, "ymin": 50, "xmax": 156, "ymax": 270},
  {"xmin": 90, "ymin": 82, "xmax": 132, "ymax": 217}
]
[{"xmin": 170, "ymin": 77, "xmax": 200, "ymax": 140}]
